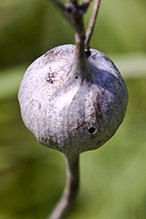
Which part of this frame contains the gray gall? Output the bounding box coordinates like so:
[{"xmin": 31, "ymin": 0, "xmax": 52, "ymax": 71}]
[{"xmin": 18, "ymin": 44, "xmax": 128, "ymax": 155}]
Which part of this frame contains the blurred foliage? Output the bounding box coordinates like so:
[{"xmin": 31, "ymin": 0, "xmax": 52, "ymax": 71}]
[{"xmin": 0, "ymin": 0, "xmax": 146, "ymax": 219}]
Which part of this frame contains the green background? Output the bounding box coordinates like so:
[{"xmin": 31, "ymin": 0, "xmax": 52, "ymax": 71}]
[{"xmin": 0, "ymin": 0, "xmax": 146, "ymax": 218}]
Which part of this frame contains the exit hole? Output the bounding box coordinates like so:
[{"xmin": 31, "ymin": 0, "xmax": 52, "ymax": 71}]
[{"xmin": 88, "ymin": 127, "xmax": 96, "ymax": 134}]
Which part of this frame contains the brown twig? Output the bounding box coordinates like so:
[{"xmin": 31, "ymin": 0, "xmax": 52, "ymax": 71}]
[{"xmin": 85, "ymin": 0, "xmax": 101, "ymax": 52}]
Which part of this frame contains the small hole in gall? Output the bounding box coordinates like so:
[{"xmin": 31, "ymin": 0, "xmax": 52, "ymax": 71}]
[{"xmin": 88, "ymin": 127, "xmax": 96, "ymax": 134}]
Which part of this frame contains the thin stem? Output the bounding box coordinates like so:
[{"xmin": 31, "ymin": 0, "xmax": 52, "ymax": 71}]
[
  {"xmin": 85, "ymin": 0, "xmax": 101, "ymax": 52},
  {"xmin": 47, "ymin": 154, "xmax": 80, "ymax": 219}
]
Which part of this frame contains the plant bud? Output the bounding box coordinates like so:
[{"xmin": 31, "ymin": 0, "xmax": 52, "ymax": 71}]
[{"xmin": 18, "ymin": 44, "xmax": 128, "ymax": 154}]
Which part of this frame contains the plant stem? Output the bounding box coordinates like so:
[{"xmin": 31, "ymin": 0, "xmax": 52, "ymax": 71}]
[
  {"xmin": 85, "ymin": 0, "xmax": 101, "ymax": 52},
  {"xmin": 47, "ymin": 154, "xmax": 80, "ymax": 219}
]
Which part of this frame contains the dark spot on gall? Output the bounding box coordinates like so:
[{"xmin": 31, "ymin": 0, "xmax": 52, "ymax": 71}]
[
  {"xmin": 88, "ymin": 127, "xmax": 96, "ymax": 134},
  {"xmin": 39, "ymin": 103, "xmax": 41, "ymax": 109},
  {"xmin": 85, "ymin": 50, "xmax": 91, "ymax": 58},
  {"xmin": 46, "ymin": 72, "xmax": 54, "ymax": 84},
  {"xmin": 91, "ymin": 54, "xmax": 96, "ymax": 60}
]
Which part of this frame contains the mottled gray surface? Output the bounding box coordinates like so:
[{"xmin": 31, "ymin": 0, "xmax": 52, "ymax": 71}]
[{"xmin": 18, "ymin": 44, "xmax": 128, "ymax": 154}]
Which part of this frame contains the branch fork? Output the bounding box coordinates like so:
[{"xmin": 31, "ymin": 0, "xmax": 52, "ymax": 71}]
[{"xmin": 49, "ymin": 0, "xmax": 101, "ymax": 54}]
